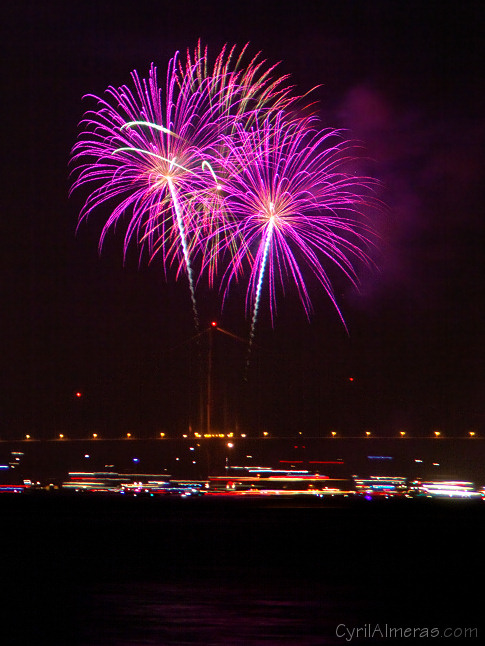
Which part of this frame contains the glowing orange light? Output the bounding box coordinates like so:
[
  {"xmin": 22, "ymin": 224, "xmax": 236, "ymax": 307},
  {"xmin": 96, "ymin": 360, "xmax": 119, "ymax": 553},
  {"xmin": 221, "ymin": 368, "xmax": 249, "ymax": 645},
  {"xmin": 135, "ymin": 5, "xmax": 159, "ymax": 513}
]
[
  {"xmin": 400, "ymin": 431, "xmax": 406, "ymax": 437},
  {"xmin": 434, "ymin": 431, "xmax": 441, "ymax": 437},
  {"xmin": 469, "ymin": 431, "xmax": 476, "ymax": 437},
  {"xmin": 92, "ymin": 433, "xmax": 98, "ymax": 439},
  {"xmin": 331, "ymin": 431, "xmax": 337, "ymax": 437},
  {"xmin": 365, "ymin": 431, "xmax": 371, "ymax": 436}
]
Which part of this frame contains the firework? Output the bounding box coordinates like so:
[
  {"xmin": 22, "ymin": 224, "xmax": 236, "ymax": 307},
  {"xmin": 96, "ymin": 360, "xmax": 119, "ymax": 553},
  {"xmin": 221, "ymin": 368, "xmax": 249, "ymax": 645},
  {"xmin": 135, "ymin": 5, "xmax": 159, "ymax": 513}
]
[
  {"xmin": 71, "ymin": 42, "xmax": 379, "ymax": 348},
  {"xmin": 70, "ymin": 43, "xmax": 299, "ymax": 325},
  {"xmin": 206, "ymin": 112, "xmax": 379, "ymax": 346}
]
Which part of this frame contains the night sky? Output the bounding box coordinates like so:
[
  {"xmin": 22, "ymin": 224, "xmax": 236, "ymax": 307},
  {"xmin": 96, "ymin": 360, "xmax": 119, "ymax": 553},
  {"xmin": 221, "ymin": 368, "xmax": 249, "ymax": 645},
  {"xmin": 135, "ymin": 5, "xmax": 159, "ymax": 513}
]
[{"xmin": 3, "ymin": 0, "xmax": 484, "ymax": 438}]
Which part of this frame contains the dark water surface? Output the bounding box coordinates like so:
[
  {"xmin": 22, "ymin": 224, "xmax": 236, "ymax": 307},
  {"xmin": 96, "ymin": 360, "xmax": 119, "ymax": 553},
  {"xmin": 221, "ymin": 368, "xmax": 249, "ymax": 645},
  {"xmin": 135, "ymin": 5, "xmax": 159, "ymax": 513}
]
[
  {"xmin": 1, "ymin": 495, "xmax": 483, "ymax": 644},
  {"xmin": 81, "ymin": 580, "xmax": 359, "ymax": 645}
]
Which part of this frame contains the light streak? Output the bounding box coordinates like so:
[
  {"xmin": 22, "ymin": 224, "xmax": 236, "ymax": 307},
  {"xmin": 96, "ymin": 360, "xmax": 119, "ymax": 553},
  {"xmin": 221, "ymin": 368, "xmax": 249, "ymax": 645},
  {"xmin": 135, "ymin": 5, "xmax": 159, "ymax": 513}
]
[
  {"xmin": 201, "ymin": 160, "xmax": 220, "ymax": 186},
  {"xmin": 247, "ymin": 212, "xmax": 275, "ymax": 360},
  {"xmin": 121, "ymin": 121, "xmax": 180, "ymax": 138},
  {"xmin": 167, "ymin": 176, "xmax": 199, "ymax": 328}
]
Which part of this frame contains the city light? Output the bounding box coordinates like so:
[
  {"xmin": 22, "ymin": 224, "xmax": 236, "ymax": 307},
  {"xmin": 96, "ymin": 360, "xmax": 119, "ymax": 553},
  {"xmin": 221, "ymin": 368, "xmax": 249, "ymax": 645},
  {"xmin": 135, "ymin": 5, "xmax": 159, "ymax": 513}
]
[
  {"xmin": 417, "ymin": 481, "xmax": 481, "ymax": 499},
  {"xmin": 7, "ymin": 430, "xmax": 485, "ymax": 442},
  {"xmin": 4, "ymin": 427, "xmax": 485, "ymax": 502}
]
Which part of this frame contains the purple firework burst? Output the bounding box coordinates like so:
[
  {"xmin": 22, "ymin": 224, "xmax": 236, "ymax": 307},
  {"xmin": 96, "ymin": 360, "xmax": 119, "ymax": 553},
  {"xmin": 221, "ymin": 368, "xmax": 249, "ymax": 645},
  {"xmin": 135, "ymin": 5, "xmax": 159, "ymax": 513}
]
[
  {"xmin": 204, "ymin": 112, "xmax": 379, "ymax": 342},
  {"xmin": 70, "ymin": 43, "xmax": 299, "ymax": 325}
]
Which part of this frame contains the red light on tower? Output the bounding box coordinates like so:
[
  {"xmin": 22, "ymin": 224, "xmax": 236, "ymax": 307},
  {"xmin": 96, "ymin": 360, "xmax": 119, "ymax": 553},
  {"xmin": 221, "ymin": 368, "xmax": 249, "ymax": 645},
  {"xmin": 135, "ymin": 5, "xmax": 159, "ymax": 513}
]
[
  {"xmin": 75, "ymin": 392, "xmax": 82, "ymax": 398},
  {"xmin": 348, "ymin": 377, "xmax": 354, "ymax": 382},
  {"xmin": 211, "ymin": 321, "xmax": 217, "ymax": 327}
]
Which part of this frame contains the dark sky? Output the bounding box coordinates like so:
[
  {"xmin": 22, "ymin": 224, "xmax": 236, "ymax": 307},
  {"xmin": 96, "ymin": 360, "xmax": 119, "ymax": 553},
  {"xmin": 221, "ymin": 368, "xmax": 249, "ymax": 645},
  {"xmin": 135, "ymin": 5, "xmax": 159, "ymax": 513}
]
[{"xmin": 3, "ymin": 0, "xmax": 484, "ymax": 438}]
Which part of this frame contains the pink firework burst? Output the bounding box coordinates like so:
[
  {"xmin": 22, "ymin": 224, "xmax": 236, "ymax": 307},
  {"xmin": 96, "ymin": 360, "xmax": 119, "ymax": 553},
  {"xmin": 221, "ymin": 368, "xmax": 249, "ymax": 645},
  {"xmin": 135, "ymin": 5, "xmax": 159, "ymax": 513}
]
[
  {"xmin": 70, "ymin": 43, "xmax": 299, "ymax": 325},
  {"xmin": 205, "ymin": 112, "xmax": 380, "ymax": 342}
]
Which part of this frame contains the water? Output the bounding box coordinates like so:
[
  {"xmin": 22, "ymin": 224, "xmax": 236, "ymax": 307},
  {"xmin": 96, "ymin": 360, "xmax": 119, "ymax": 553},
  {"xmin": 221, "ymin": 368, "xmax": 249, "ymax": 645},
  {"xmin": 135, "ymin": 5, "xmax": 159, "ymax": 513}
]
[
  {"xmin": 2, "ymin": 494, "xmax": 483, "ymax": 644},
  {"xmin": 80, "ymin": 580, "xmax": 360, "ymax": 645}
]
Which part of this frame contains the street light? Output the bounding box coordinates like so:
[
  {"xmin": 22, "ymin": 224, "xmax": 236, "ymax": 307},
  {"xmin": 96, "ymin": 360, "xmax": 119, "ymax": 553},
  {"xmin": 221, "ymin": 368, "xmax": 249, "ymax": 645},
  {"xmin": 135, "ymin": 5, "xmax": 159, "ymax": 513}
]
[{"xmin": 225, "ymin": 441, "xmax": 234, "ymax": 470}]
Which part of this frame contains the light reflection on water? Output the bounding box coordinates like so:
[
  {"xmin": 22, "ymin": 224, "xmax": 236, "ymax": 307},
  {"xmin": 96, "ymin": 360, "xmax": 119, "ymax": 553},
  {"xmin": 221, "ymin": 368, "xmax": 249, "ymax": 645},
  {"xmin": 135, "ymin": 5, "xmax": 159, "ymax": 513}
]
[{"xmin": 80, "ymin": 579, "xmax": 362, "ymax": 645}]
